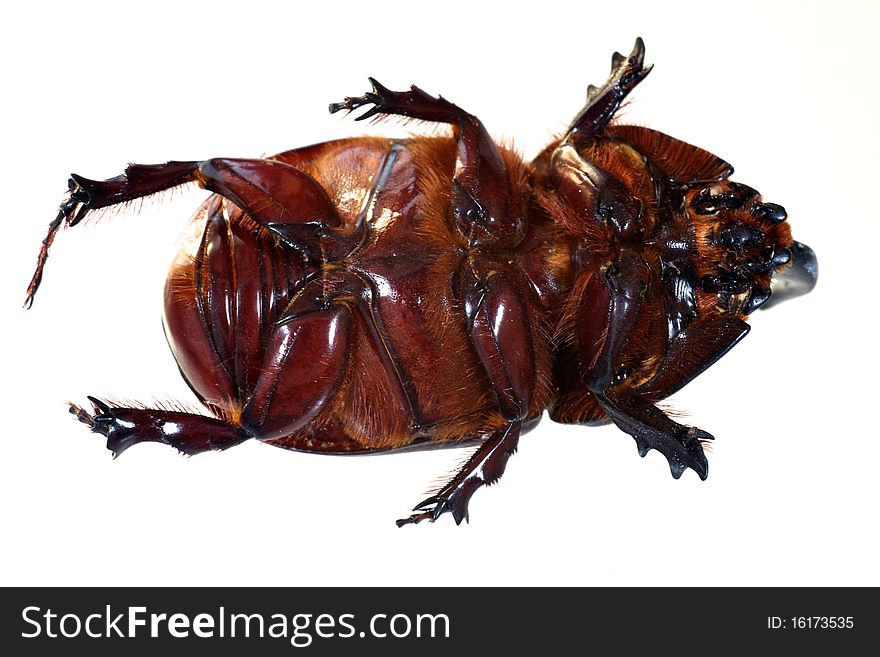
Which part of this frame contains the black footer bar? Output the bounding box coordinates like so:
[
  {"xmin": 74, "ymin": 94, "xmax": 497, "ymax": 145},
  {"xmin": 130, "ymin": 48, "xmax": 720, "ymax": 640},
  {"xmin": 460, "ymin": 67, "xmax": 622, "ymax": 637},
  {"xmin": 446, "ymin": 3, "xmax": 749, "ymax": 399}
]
[{"xmin": 1, "ymin": 587, "xmax": 873, "ymax": 655}]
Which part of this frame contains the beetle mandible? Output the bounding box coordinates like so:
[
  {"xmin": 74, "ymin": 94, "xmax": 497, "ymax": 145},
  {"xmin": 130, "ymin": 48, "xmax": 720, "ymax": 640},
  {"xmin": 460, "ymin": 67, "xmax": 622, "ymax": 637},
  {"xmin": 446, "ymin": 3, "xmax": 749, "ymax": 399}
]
[{"xmin": 25, "ymin": 39, "xmax": 817, "ymax": 525}]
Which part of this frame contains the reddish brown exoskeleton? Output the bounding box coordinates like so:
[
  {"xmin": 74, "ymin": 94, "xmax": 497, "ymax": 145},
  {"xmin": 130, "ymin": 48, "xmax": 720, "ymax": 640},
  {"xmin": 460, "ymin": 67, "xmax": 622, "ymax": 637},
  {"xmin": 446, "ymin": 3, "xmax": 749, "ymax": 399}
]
[{"xmin": 26, "ymin": 39, "xmax": 816, "ymax": 525}]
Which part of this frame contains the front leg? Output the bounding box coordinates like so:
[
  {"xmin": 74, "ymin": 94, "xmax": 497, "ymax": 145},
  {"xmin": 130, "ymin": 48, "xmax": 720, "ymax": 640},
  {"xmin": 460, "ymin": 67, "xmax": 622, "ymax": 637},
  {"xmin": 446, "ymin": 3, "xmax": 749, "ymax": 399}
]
[
  {"xmin": 331, "ymin": 79, "xmax": 521, "ymax": 247},
  {"xmin": 594, "ymin": 392, "xmax": 711, "ymax": 480},
  {"xmin": 563, "ymin": 37, "xmax": 652, "ymax": 150},
  {"xmin": 580, "ymin": 248, "xmax": 713, "ymax": 479}
]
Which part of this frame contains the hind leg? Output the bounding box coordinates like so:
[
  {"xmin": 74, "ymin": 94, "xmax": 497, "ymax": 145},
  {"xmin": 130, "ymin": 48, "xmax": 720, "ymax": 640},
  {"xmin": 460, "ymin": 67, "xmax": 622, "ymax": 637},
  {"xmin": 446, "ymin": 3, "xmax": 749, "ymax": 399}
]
[
  {"xmin": 69, "ymin": 397, "xmax": 250, "ymax": 458},
  {"xmin": 70, "ymin": 189, "xmax": 353, "ymax": 456},
  {"xmin": 25, "ymin": 156, "xmax": 339, "ymax": 307},
  {"xmin": 71, "ymin": 297, "xmax": 352, "ymax": 457}
]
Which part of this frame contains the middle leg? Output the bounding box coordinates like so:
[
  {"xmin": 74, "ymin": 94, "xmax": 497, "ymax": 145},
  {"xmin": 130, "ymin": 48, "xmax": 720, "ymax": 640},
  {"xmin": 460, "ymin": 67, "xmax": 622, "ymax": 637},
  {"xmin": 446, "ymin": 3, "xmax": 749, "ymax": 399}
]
[
  {"xmin": 330, "ymin": 79, "xmax": 524, "ymax": 247},
  {"xmin": 397, "ymin": 422, "xmax": 521, "ymax": 526},
  {"xmin": 397, "ymin": 265, "xmax": 535, "ymax": 526}
]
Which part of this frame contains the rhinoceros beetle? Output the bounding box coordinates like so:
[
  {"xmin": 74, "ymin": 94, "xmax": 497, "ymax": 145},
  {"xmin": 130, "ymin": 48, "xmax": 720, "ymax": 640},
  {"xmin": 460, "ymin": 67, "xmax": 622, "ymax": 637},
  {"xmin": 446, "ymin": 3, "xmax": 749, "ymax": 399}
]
[{"xmin": 25, "ymin": 39, "xmax": 817, "ymax": 525}]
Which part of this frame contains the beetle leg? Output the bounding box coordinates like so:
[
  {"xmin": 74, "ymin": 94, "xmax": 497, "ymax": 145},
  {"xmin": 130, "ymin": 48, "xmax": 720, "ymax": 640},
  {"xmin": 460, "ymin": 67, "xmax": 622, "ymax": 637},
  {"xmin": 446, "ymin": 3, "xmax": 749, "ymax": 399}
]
[
  {"xmin": 169, "ymin": 248, "xmax": 352, "ymax": 445},
  {"xmin": 25, "ymin": 158, "xmax": 338, "ymax": 306},
  {"xmin": 563, "ymin": 37, "xmax": 653, "ymax": 150},
  {"xmin": 396, "ymin": 421, "xmax": 521, "ymax": 527},
  {"xmin": 397, "ymin": 267, "xmax": 535, "ymax": 526},
  {"xmin": 579, "ymin": 247, "xmax": 715, "ymax": 479},
  {"xmin": 70, "ymin": 303, "xmax": 351, "ymax": 456},
  {"xmin": 640, "ymin": 314, "xmax": 751, "ymax": 398},
  {"xmin": 69, "ymin": 397, "xmax": 250, "ymax": 458},
  {"xmin": 593, "ymin": 314, "xmax": 750, "ymax": 479},
  {"xmin": 330, "ymin": 78, "xmax": 468, "ymax": 124},
  {"xmin": 331, "ymin": 79, "xmax": 520, "ymax": 247},
  {"xmin": 594, "ymin": 392, "xmax": 712, "ymax": 480},
  {"xmin": 239, "ymin": 303, "xmax": 351, "ymax": 441},
  {"xmin": 460, "ymin": 267, "xmax": 535, "ymax": 422},
  {"xmin": 579, "ymin": 249, "xmax": 649, "ymax": 392}
]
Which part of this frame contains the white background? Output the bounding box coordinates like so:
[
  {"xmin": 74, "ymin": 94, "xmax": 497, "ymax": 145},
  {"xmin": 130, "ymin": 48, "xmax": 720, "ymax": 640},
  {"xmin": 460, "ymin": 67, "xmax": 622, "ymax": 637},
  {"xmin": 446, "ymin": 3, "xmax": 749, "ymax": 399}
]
[{"xmin": 2, "ymin": 0, "xmax": 878, "ymax": 586}]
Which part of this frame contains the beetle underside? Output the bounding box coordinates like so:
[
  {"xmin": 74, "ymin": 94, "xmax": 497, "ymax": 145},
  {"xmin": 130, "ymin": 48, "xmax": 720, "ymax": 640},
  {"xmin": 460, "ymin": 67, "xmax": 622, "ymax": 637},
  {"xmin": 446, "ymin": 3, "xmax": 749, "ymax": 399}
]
[{"xmin": 26, "ymin": 39, "xmax": 816, "ymax": 525}]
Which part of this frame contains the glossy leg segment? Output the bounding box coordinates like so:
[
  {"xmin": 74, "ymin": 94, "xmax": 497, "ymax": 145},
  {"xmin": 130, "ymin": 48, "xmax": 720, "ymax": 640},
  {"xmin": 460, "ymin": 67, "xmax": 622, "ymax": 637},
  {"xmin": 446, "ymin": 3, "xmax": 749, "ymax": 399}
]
[
  {"xmin": 69, "ymin": 397, "xmax": 250, "ymax": 458},
  {"xmin": 597, "ymin": 314, "xmax": 751, "ymax": 479},
  {"xmin": 330, "ymin": 79, "xmax": 521, "ymax": 247},
  {"xmin": 641, "ymin": 315, "xmax": 750, "ymax": 398},
  {"xmin": 580, "ymin": 248, "xmax": 714, "ymax": 480},
  {"xmin": 397, "ymin": 421, "xmax": 521, "ymax": 526},
  {"xmin": 563, "ymin": 37, "xmax": 652, "ymax": 150},
  {"xmin": 71, "ymin": 302, "xmax": 350, "ymax": 456},
  {"xmin": 578, "ymin": 249, "xmax": 649, "ymax": 391},
  {"xmin": 397, "ymin": 267, "xmax": 535, "ymax": 526},
  {"xmin": 595, "ymin": 392, "xmax": 710, "ymax": 480},
  {"xmin": 240, "ymin": 306, "xmax": 351, "ymax": 441},
  {"xmin": 25, "ymin": 157, "xmax": 337, "ymax": 306},
  {"xmin": 460, "ymin": 267, "xmax": 535, "ymax": 421}
]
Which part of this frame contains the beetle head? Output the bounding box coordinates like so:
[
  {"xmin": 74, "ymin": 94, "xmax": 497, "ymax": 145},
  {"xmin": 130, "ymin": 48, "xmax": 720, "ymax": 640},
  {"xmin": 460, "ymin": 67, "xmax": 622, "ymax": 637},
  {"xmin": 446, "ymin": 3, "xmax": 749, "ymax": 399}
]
[
  {"xmin": 536, "ymin": 131, "xmax": 817, "ymax": 320},
  {"xmin": 688, "ymin": 181, "xmax": 817, "ymax": 315}
]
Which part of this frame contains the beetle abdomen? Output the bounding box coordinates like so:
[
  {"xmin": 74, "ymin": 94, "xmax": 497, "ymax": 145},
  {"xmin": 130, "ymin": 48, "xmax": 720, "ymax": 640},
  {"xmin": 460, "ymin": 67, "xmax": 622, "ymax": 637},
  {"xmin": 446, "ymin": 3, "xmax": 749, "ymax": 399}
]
[
  {"xmin": 164, "ymin": 196, "xmax": 312, "ymax": 421},
  {"xmin": 163, "ymin": 137, "xmax": 545, "ymax": 451}
]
